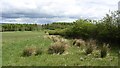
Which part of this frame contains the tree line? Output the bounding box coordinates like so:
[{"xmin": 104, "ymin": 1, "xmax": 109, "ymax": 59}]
[
  {"xmin": 42, "ymin": 22, "xmax": 73, "ymax": 30},
  {"xmin": 1, "ymin": 22, "xmax": 73, "ymax": 32},
  {"xmin": 2, "ymin": 24, "xmax": 38, "ymax": 32}
]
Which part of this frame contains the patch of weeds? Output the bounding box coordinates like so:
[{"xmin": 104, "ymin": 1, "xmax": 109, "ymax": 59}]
[
  {"xmin": 22, "ymin": 46, "xmax": 42, "ymax": 57},
  {"xmin": 48, "ymin": 42, "xmax": 67, "ymax": 54}
]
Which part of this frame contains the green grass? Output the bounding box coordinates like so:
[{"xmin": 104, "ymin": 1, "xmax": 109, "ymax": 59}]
[{"xmin": 2, "ymin": 31, "xmax": 119, "ymax": 66}]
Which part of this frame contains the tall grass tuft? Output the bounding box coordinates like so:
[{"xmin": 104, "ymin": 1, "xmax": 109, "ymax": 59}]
[
  {"xmin": 85, "ymin": 39, "xmax": 96, "ymax": 54},
  {"xmin": 22, "ymin": 46, "xmax": 42, "ymax": 57},
  {"xmin": 100, "ymin": 43, "xmax": 110, "ymax": 58},
  {"xmin": 35, "ymin": 48, "xmax": 43, "ymax": 56},
  {"xmin": 85, "ymin": 43, "xmax": 94, "ymax": 54}
]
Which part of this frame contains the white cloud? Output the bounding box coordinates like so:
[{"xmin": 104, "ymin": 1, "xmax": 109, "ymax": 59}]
[
  {"xmin": 0, "ymin": 0, "xmax": 119, "ymax": 24},
  {"xmin": 1, "ymin": 17, "xmax": 77, "ymax": 24}
]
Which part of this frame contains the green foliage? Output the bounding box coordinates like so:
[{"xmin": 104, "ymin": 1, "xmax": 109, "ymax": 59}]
[
  {"xmin": 48, "ymin": 11, "xmax": 120, "ymax": 43},
  {"xmin": 2, "ymin": 24, "xmax": 38, "ymax": 32},
  {"xmin": 42, "ymin": 22, "xmax": 73, "ymax": 30},
  {"xmin": 63, "ymin": 19, "xmax": 97, "ymax": 39},
  {"xmin": 48, "ymin": 30, "xmax": 61, "ymax": 35},
  {"xmin": 48, "ymin": 29, "xmax": 66, "ymax": 36},
  {"xmin": 96, "ymin": 11, "xmax": 120, "ymax": 43}
]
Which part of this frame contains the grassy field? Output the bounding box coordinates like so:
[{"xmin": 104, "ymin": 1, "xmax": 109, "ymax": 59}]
[{"xmin": 2, "ymin": 31, "xmax": 119, "ymax": 66}]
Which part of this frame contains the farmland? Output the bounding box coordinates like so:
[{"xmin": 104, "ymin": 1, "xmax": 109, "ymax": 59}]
[
  {"xmin": 1, "ymin": 0, "xmax": 120, "ymax": 67},
  {"xmin": 2, "ymin": 31, "xmax": 119, "ymax": 66}
]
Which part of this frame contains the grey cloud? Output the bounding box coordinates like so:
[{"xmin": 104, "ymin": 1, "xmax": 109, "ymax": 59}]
[
  {"xmin": 1, "ymin": 0, "xmax": 119, "ymax": 24},
  {"xmin": 2, "ymin": 12, "xmax": 57, "ymax": 18},
  {"xmin": 2, "ymin": 7, "xmax": 69, "ymax": 19}
]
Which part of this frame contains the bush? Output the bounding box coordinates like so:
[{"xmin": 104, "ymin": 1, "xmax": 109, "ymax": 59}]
[
  {"xmin": 48, "ymin": 42, "xmax": 67, "ymax": 54},
  {"xmin": 48, "ymin": 29, "xmax": 64, "ymax": 35},
  {"xmin": 62, "ymin": 19, "xmax": 97, "ymax": 39},
  {"xmin": 100, "ymin": 43, "xmax": 110, "ymax": 58},
  {"xmin": 22, "ymin": 46, "xmax": 42, "ymax": 57},
  {"xmin": 48, "ymin": 30, "xmax": 60, "ymax": 35},
  {"xmin": 96, "ymin": 11, "xmax": 120, "ymax": 43}
]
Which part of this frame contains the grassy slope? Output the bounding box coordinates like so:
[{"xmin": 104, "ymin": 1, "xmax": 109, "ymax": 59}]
[{"xmin": 2, "ymin": 31, "xmax": 118, "ymax": 66}]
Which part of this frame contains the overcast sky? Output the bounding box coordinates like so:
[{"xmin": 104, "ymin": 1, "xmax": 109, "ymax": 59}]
[{"xmin": 0, "ymin": 0, "xmax": 119, "ymax": 24}]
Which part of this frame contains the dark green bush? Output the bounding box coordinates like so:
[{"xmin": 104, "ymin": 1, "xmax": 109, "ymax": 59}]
[
  {"xmin": 63, "ymin": 19, "xmax": 97, "ymax": 39},
  {"xmin": 96, "ymin": 11, "xmax": 120, "ymax": 43}
]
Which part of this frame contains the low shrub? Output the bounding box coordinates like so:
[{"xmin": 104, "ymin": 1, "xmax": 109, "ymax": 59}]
[
  {"xmin": 48, "ymin": 30, "xmax": 63, "ymax": 35},
  {"xmin": 48, "ymin": 42, "xmax": 67, "ymax": 54},
  {"xmin": 48, "ymin": 29, "xmax": 66, "ymax": 36},
  {"xmin": 100, "ymin": 43, "xmax": 110, "ymax": 58},
  {"xmin": 22, "ymin": 46, "xmax": 42, "ymax": 57}
]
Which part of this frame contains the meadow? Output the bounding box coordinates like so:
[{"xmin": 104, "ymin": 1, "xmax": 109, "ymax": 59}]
[{"xmin": 2, "ymin": 31, "xmax": 119, "ymax": 66}]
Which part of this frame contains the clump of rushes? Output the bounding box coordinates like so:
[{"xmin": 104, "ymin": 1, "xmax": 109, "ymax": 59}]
[
  {"xmin": 49, "ymin": 35, "xmax": 60, "ymax": 42},
  {"xmin": 73, "ymin": 39, "xmax": 77, "ymax": 45},
  {"xmin": 73, "ymin": 39, "xmax": 85, "ymax": 47},
  {"xmin": 22, "ymin": 46, "xmax": 42, "ymax": 57},
  {"xmin": 35, "ymin": 48, "xmax": 43, "ymax": 56},
  {"xmin": 48, "ymin": 42, "xmax": 67, "ymax": 54},
  {"xmin": 85, "ymin": 43, "xmax": 94, "ymax": 54},
  {"xmin": 85, "ymin": 39, "xmax": 96, "ymax": 55},
  {"xmin": 100, "ymin": 43, "xmax": 110, "ymax": 58}
]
